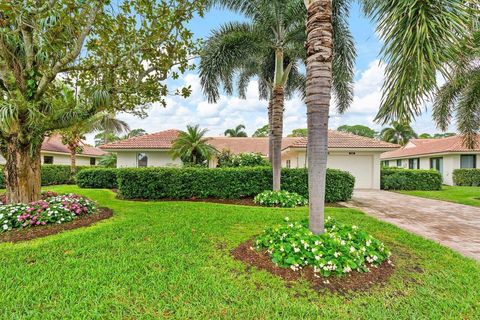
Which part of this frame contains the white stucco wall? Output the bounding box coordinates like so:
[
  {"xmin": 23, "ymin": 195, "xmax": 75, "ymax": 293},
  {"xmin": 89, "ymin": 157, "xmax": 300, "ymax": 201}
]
[
  {"xmin": 0, "ymin": 152, "xmax": 99, "ymax": 166},
  {"xmin": 382, "ymin": 152, "xmax": 480, "ymax": 186},
  {"xmin": 115, "ymin": 150, "xmax": 182, "ymax": 168}
]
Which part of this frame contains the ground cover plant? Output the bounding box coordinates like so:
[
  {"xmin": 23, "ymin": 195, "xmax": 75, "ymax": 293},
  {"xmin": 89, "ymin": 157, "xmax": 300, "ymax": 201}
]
[
  {"xmin": 255, "ymin": 217, "xmax": 391, "ymax": 276},
  {"xmin": 400, "ymin": 186, "xmax": 480, "ymax": 207},
  {"xmin": 0, "ymin": 186, "xmax": 478, "ymax": 319},
  {"xmin": 254, "ymin": 191, "xmax": 308, "ymax": 208},
  {"xmin": 0, "ymin": 192, "xmax": 97, "ymax": 232}
]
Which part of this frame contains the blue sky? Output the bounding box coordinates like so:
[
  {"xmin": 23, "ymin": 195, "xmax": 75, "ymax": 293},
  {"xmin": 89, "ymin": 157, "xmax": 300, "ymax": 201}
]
[{"xmin": 88, "ymin": 4, "xmax": 444, "ymax": 143}]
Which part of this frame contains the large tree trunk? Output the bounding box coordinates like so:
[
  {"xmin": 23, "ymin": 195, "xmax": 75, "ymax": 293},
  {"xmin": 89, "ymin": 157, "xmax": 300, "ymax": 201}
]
[
  {"xmin": 4, "ymin": 137, "xmax": 42, "ymax": 204},
  {"xmin": 271, "ymin": 86, "xmax": 285, "ymax": 191},
  {"xmin": 268, "ymin": 98, "xmax": 274, "ymax": 164},
  {"xmin": 305, "ymin": 0, "xmax": 333, "ymax": 234}
]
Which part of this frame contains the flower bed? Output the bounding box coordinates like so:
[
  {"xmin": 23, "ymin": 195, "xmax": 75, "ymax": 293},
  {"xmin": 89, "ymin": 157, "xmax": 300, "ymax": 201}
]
[
  {"xmin": 255, "ymin": 217, "xmax": 391, "ymax": 277},
  {"xmin": 254, "ymin": 190, "xmax": 308, "ymax": 208},
  {"xmin": 0, "ymin": 192, "xmax": 97, "ymax": 232}
]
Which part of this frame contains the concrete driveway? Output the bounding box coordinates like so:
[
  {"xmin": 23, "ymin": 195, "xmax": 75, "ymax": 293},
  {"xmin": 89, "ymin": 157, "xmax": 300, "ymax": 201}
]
[{"xmin": 342, "ymin": 190, "xmax": 480, "ymax": 261}]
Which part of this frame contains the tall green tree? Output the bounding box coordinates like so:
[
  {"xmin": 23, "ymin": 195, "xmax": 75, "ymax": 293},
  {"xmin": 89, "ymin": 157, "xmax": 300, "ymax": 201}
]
[
  {"xmin": 94, "ymin": 112, "xmax": 130, "ymax": 145},
  {"xmin": 123, "ymin": 129, "xmax": 147, "ymax": 139},
  {"xmin": 201, "ymin": 0, "xmax": 354, "ymax": 191},
  {"xmin": 0, "ymin": 1, "xmax": 203, "ymax": 203},
  {"xmin": 252, "ymin": 125, "xmax": 269, "ymax": 138},
  {"xmin": 304, "ymin": 0, "xmax": 472, "ymax": 234},
  {"xmin": 337, "ymin": 125, "xmax": 377, "ymax": 138},
  {"xmin": 288, "ymin": 128, "xmax": 308, "ymax": 137},
  {"xmin": 380, "ymin": 122, "xmax": 417, "ymax": 145},
  {"xmin": 171, "ymin": 125, "xmax": 218, "ymax": 166},
  {"xmin": 224, "ymin": 124, "xmax": 248, "ymax": 137}
]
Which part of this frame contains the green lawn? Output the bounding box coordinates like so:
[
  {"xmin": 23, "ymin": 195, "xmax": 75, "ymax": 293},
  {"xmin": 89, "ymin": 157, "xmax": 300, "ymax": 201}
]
[
  {"xmin": 0, "ymin": 186, "xmax": 479, "ymax": 319},
  {"xmin": 400, "ymin": 186, "xmax": 480, "ymax": 207}
]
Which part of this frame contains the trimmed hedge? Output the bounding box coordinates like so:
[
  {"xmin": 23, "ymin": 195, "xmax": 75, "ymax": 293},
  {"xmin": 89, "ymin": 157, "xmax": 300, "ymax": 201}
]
[
  {"xmin": 453, "ymin": 169, "xmax": 480, "ymax": 186},
  {"xmin": 76, "ymin": 168, "xmax": 118, "ymax": 189},
  {"xmin": 115, "ymin": 167, "xmax": 355, "ymax": 202},
  {"xmin": 0, "ymin": 165, "xmax": 89, "ymax": 188},
  {"xmin": 382, "ymin": 169, "xmax": 442, "ymax": 191}
]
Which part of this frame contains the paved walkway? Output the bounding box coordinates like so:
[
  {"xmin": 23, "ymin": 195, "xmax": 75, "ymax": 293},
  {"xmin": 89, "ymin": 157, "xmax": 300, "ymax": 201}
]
[{"xmin": 342, "ymin": 190, "xmax": 480, "ymax": 261}]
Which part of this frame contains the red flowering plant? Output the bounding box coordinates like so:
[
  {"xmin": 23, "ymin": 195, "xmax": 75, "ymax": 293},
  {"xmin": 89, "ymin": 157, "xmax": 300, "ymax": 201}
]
[{"xmin": 0, "ymin": 193, "xmax": 97, "ymax": 232}]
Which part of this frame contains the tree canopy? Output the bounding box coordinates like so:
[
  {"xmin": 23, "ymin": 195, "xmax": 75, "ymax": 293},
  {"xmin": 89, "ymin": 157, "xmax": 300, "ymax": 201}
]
[
  {"xmin": 288, "ymin": 128, "xmax": 308, "ymax": 137},
  {"xmin": 252, "ymin": 125, "xmax": 269, "ymax": 137},
  {"xmin": 337, "ymin": 125, "xmax": 377, "ymax": 138}
]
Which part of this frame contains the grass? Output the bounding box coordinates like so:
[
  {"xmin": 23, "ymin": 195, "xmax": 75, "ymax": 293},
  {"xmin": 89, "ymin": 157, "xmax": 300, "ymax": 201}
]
[
  {"xmin": 399, "ymin": 186, "xmax": 480, "ymax": 207},
  {"xmin": 0, "ymin": 186, "xmax": 479, "ymax": 319}
]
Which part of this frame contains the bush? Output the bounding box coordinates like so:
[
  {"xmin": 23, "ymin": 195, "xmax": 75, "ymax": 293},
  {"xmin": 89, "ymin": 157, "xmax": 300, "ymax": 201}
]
[
  {"xmin": 0, "ymin": 193, "xmax": 97, "ymax": 232},
  {"xmin": 116, "ymin": 167, "xmax": 355, "ymax": 202},
  {"xmin": 0, "ymin": 165, "xmax": 89, "ymax": 188},
  {"xmin": 382, "ymin": 169, "xmax": 442, "ymax": 191},
  {"xmin": 255, "ymin": 217, "xmax": 391, "ymax": 277},
  {"xmin": 254, "ymin": 191, "xmax": 308, "ymax": 208},
  {"xmin": 453, "ymin": 169, "xmax": 480, "ymax": 186},
  {"xmin": 77, "ymin": 168, "xmax": 118, "ymax": 189},
  {"xmin": 217, "ymin": 151, "xmax": 270, "ymax": 167}
]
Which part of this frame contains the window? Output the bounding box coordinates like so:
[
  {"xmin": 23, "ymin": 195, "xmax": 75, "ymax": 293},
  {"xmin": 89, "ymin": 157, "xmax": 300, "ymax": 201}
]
[
  {"xmin": 90, "ymin": 157, "xmax": 96, "ymax": 166},
  {"xmin": 460, "ymin": 155, "xmax": 476, "ymax": 169},
  {"xmin": 430, "ymin": 157, "xmax": 443, "ymax": 174},
  {"xmin": 396, "ymin": 159, "xmax": 402, "ymax": 167},
  {"xmin": 43, "ymin": 156, "xmax": 54, "ymax": 164},
  {"xmin": 286, "ymin": 160, "xmax": 291, "ymax": 168},
  {"xmin": 408, "ymin": 158, "xmax": 420, "ymax": 169},
  {"xmin": 137, "ymin": 153, "xmax": 148, "ymax": 167},
  {"xmin": 382, "ymin": 160, "xmax": 390, "ymax": 167}
]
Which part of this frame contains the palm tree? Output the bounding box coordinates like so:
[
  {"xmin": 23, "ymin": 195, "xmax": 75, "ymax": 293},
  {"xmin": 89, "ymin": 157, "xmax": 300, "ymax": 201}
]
[
  {"xmin": 98, "ymin": 153, "xmax": 117, "ymax": 168},
  {"xmin": 61, "ymin": 111, "xmax": 130, "ymax": 175},
  {"xmin": 171, "ymin": 125, "xmax": 218, "ymax": 166},
  {"xmin": 224, "ymin": 124, "xmax": 248, "ymax": 137},
  {"xmin": 123, "ymin": 128, "xmax": 147, "ymax": 139},
  {"xmin": 380, "ymin": 122, "xmax": 418, "ymax": 146},
  {"xmin": 201, "ymin": 0, "xmax": 354, "ymax": 191},
  {"xmin": 304, "ymin": 0, "xmax": 471, "ymax": 234},
  {"xmin": 432, "ymin": 29, "xmax": 479, "ymax": 148},
  {"xmin": 200, "ymin": 2, "xmax": 305, "ymax": 190}
]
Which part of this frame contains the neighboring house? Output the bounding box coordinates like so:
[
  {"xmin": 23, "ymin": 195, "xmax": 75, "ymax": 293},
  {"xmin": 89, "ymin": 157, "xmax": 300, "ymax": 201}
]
[
  {"xmin": 381, "ymin": 135, "xmax": 480, "ymax": 185},
  {"xmin": 101, "ymin": 129, "xmax": 398, "ymax": 189},
  {"xmin": 0, "ymin": 134, "xmax": 106, "ymax": 166}
]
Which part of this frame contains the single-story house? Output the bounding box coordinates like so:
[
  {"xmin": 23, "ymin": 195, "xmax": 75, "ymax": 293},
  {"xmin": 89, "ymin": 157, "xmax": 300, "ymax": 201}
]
[
  {"xmin": 101, "ymin": 129, "xmax": 399, "ymax": 189},
  {"xmin": 0, "ymin": 134, "xmax": 106, "ymax": 166},
  {"xmin": 380, "ymin": 135, "xmax": 479, "ymax": 185}
]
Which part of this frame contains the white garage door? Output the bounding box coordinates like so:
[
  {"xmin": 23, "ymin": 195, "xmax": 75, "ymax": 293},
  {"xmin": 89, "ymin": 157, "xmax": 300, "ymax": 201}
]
[{"xmin": 327, "ymin": 155, "xmax": 374, "ymax": 189}]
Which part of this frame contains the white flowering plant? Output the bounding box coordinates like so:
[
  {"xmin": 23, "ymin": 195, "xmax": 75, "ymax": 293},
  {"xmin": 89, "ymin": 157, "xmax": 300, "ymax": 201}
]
[
  {"xmin": 254, "ymin": 191, "xmax": 308, "ymax": 208},
  {"xmin": 255, "ymin": 217, "xmax": 391, "ymax": 277},
  {"xmin": 0, "ymin": 193, "xmax": 97, "ymax": 232}
]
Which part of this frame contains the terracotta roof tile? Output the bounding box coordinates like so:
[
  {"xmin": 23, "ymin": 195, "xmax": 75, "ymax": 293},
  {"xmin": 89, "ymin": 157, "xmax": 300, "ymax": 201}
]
[
  {"xmin": 101, "ymin": 129, "xmax": 398, "ymax": 155},
  {"xmin": 42, "ymin": 134, "xmax": 106, "ymax": 157},
  {"xmin": 381, "ymin": 135, "xmax": 477, "ymax": 159}
]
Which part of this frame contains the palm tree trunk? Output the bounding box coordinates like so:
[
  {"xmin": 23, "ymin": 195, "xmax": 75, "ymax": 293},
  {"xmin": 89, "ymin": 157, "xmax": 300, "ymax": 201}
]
[
  {"xmin": 268, "ymin": 98, "xmax": 274, "ymax": 164},
  {"xmin": 69, "ymin": 146, "xmax": 77, "ymax": 176},
  {"xmin": 4, "ymin": 136, "xmax": 42, "ymax": 204},
  {"xmin": 305, "ymin": 0, "xmax": 333, "ymax": 234},
  {"xmin": 271, "ymin": 86, "xmax": 284, "ymax": 191}
]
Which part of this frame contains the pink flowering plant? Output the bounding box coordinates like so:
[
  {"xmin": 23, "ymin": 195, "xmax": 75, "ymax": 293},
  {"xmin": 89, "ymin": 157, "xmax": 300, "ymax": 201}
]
[
  {"xmin": 0, "ymin": 193, "xmax": 97, "ymax": 232},
  {"xmin": 255, "ymin": 217, "xmax": 391, "ymax": 277}
]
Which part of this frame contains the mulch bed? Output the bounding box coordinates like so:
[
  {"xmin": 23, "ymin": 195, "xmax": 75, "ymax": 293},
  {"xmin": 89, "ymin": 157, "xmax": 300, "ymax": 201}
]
[
  {"xmin": 0, "ymin": 207, "xmax": 113, "ymax": 243},
  {"xmin": 232, "ymin": 240, "xmax": 395, "ymax": 293}
]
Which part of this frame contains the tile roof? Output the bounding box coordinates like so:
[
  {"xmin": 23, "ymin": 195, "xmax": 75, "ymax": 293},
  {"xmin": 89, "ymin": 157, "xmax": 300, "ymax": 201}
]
[
  {"xmin": 42, "ymin": 134, "xmax": 106, "ymax": 157},
  {"xmin": 381, "ymin": 135, "xmax": 478, "ymax": 159},
  {"xmin": 100, "ymin": 129, "xmax": 398, "ymax": 155}
]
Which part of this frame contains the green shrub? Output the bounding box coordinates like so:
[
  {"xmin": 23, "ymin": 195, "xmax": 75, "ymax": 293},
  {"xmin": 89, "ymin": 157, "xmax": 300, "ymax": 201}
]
[
  {"xmin": 382, "ymin": 169, "xmax": 442, "ymax": 191},
  {"xmin": 76, "ymin": 168, "xmax": 118, "ymax": 189},
  {"xmin": 453, "ymin": 169, "xmax": 480, "ymax": 186},
  {"xmin": 217, "ymin": 151, "xmax": 270, "ymax": 167},
  {"xmin": 116, "ymin": 167, "xmax": 355, "ymax": 202},
  {"xmin": 254, "ymin": 190, "xmax": 308, "ymax": 208},
  {"xmin": 255, "ymin": 216, "xmax": 391, "ymax": 277},
  {"xmin": 0, "ymin": 165, "xmax": 89, "ymax": 188}
]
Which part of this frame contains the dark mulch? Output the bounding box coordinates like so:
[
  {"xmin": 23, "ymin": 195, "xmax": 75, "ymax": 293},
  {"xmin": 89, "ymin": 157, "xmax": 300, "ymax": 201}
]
[
  {"xmin": 0, "ymin": 208, "xmax": 113, "ymax": 243},
  {"xmin": 232, "ymin": 240, "xmax": 395, "ymax": 293}
]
